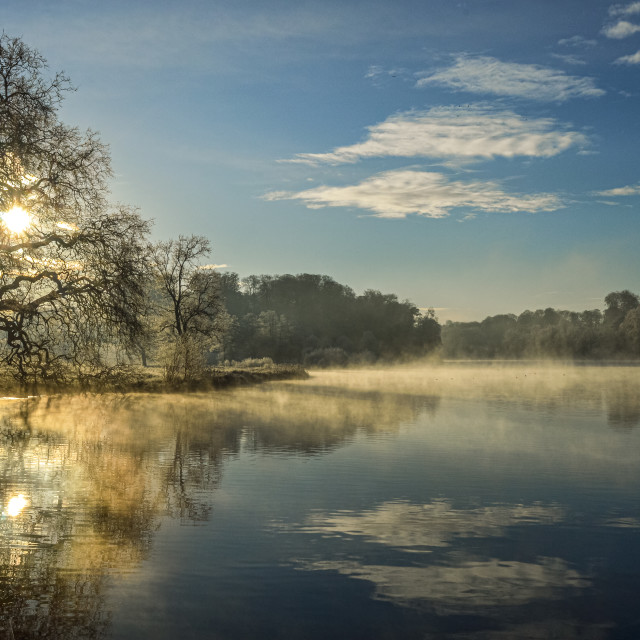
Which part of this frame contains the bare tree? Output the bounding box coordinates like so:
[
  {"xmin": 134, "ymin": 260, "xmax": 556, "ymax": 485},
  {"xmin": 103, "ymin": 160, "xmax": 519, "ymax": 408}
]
[
  {"xmin": 152, "ymin": 236, "xmax": 226, "ymax": 381},
  {"xmin": 0, "ymin": 35, "xmax": 151, "ymax": 382}
]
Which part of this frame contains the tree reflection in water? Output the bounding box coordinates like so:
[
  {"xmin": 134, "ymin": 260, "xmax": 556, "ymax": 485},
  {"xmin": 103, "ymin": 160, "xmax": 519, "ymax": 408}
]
[
  {"xmin": 0, "ymin": 385, "xmax": 429, "ymax": 638},
  {"xmin": 0, "ymin": 395, "xmax": 233, "ymax": 638}
]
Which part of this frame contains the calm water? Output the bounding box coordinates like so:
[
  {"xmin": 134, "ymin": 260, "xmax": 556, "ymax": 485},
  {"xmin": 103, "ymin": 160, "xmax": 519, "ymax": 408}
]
[{"xmin": 1, "ymin": 365, "xmax": 640, "ymax": 639}]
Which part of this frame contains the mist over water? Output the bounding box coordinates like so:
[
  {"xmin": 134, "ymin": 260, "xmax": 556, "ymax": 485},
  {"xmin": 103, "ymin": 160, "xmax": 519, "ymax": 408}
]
[{"xmin": 1, "ymin": 364, "xmax": 639, "ymax": 638}]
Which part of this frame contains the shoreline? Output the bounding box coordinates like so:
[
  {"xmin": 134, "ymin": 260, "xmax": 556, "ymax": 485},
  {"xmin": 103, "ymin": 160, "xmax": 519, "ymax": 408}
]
[{"xmin": 0, "ymin": 364, "xmax": 310, "ymax": 398}]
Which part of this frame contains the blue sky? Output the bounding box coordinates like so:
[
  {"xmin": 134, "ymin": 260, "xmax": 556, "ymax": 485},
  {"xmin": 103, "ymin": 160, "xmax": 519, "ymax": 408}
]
[{"xmin": 4, "ymin": 0, "xmax": 640, "ymax": 320}]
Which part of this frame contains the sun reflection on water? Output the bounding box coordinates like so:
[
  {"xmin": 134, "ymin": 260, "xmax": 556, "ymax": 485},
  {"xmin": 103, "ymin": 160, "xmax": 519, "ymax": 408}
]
[{"xmin": 5, "ymin": 494, "xmax": 28, "ymax": 517}]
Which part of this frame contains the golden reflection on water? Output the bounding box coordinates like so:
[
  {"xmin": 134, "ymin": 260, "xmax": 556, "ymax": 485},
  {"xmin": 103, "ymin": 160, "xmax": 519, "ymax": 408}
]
[
  {"xmin": 292, "ymin": 363, "xmax": 640, "ymax": 430},
  {"xmin": 0, "ymin": 385, "xmax": 428, "ymax": 638},
  {"xmin": 300, "ymin": 362, "xmax": 639, "ymax": 401}
]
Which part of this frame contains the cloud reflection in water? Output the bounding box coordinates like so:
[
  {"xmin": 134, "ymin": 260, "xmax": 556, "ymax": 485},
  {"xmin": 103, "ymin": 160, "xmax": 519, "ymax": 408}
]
[
  {"xmin": 299, "ymin": 557, "xmax": 589, "ymax": 614},
  {"xmin": 298, "ymin": 500, "xmax": 565, "ymax": 552},
  {"xmin": 287, "ymin": 499, "xmax": 591, "ymax": 616}
]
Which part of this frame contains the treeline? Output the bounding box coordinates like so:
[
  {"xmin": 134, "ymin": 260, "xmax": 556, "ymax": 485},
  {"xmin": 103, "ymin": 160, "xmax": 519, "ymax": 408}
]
[
  {"xmin": 138, "ymin": 243, "xmax": 441, "ymax": 376},
  {"xmin": 442, "ymin": 290, "xmax": 640, "ymax": 359},
  {"xmin": 217, "ymin": 273, "xmax": 441, "ymax": 367}
]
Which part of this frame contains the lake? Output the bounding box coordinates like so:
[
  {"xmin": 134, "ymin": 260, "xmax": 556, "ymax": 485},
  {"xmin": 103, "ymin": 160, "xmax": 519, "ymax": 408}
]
[{"xmin": 1, "ymin": 364, "xmax": 639, "ymax": 639}]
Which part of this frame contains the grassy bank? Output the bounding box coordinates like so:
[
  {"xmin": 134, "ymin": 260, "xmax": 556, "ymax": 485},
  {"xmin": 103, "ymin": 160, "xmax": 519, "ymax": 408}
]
[
  {"xmin": 0, "ymin": 363, "xmax": 309, "ymax": 397},
  {"xmin": 136, "ymin": 363, "xmax": 310, "ymax": 392}
]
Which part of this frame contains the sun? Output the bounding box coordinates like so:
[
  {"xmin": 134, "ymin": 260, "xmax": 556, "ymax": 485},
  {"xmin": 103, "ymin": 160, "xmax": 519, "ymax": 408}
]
[{"xmin": 2, "ymin": 205, "xmax": 31, "ymax": 234}]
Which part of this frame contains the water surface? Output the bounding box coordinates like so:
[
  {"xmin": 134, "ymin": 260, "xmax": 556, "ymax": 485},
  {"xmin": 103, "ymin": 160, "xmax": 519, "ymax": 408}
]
[{"xmin": 1, "ymin": 364, "xmax": 639, "ymax": 639}]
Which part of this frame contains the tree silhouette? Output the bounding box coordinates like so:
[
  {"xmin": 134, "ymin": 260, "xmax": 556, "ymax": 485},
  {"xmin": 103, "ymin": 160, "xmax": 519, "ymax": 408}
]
[
  {"xmin": 152, "ymin": 235, "xmax": 226, "ymax": 380},
  {"xmin": 0, "ymin": 35, "xmax": 150, "ymax": 382}
]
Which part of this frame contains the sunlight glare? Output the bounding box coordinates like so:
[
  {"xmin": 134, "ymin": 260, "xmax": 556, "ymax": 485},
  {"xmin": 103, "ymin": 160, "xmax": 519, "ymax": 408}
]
[
  {"xmin": 6, "ymin": 494, "xmax": 28, "ymax": 517},
  {"xmin": 2, "ymin": 206, "xmax": 31, "ymax": 234},
  {"xmin": 57, "ymin": 221, "xmax": 78, "ymax": 232}
]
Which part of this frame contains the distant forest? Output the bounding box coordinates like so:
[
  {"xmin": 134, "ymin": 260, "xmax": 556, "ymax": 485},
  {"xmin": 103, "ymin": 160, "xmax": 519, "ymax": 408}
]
[
  {"xmin": 217, "ymin": 273, "xmax": 441, "ymax": 366},
  {"xmin": 441, "ymin": 290, "xmax": 640, "ymax": 360},
  {"xmin": 216, "ymin": 282, "xmax": 640, "ymax": 365}
]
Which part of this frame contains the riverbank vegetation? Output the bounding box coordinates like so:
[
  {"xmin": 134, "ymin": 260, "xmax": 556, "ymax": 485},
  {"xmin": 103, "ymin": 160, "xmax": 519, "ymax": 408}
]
[
  {"xmin": 441, "ymin": 290, "xmax": 640, "ymax": 360},
  {"xmin": 217, "ymin": 272, "xmax": 441, "ymax": 366}
]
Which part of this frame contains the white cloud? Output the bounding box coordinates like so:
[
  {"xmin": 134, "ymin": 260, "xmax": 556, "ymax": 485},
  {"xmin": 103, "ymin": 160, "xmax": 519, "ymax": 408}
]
[
  {"xmin": 285, "ymin": 107, "xmax": 587, "ymax": 165},
  {"xmin": 550, "ymin": 53, "xmax": 587, "ymax": 65},
  {"xmin": 263, "ymin": 169, "xmax": 564, "ymax": 219},
  {"xmin": 609, "ymin": 1, "xmax": 640, "ymax": 16},
  {"xmin": 593, "ymin": 182, "xmax": 640, "ymax": 196},
  {"xmin": 603, "ymin": 20, "xmax": 640, "ymax": 38},
  {"xmin": 416, "ymin": 55, "xmax": 604, "ymax": 101},
  {"xmin": 615, "ymin": 49, "xmax": 640, "ymax": 63},
  {"xmin": 365, "ymin": 64, "xmax": 385, "ymax": 78},
  {"xmin": 557, "ymin": 35, "xmax": 598, "ymax": 47}
]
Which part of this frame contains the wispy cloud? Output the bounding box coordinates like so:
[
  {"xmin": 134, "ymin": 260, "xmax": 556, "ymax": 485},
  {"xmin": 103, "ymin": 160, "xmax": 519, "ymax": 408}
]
[
  {"xmin": 615, "ymin": 49, "xmax": 640, "ymax": 63},
  {"xmin": 364, "ymin": 64, "xmax": 410, "ymax": 87},
  {"xmin": 13, "ymin": 5, "xmax": 382, "ymax": 71},
  {"xmin": 12, "ymin": 3, "xmax": 474, "ymax": 73},
  {"xmin": 365, "ymin": 64, "xmax": 386, "ymax": 79},
  {"xmin": 609, "ymin": 1, "xmax": 640, "ymax": 16},
  {"xmin": 557, "ymin": 35, "xmax": 598, "ymax": 47},
  {"xmin": 602, "ymin": 19, "xmax": 640, "ymax": 38},
  {"xmin": 593, "ymin": 182, "xmax": 640, "ymax": 196},
  {"xmin": 264, "ymin": 169, "xmax": 564, "ymax": 219},
  {"xmin": 550, "ymin": 53, "xmax": 587, "ymax": 66},
  {"xmin": 285, "ymin": 107, "xmax": 587, "ymax": 165},
  {"xmin": 365, "ymin": 65, "xmax": 406, "ymax": 79},
  {"xmin": 416, "ymin": 55, "xmax": 604, "ymax": 102}
]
